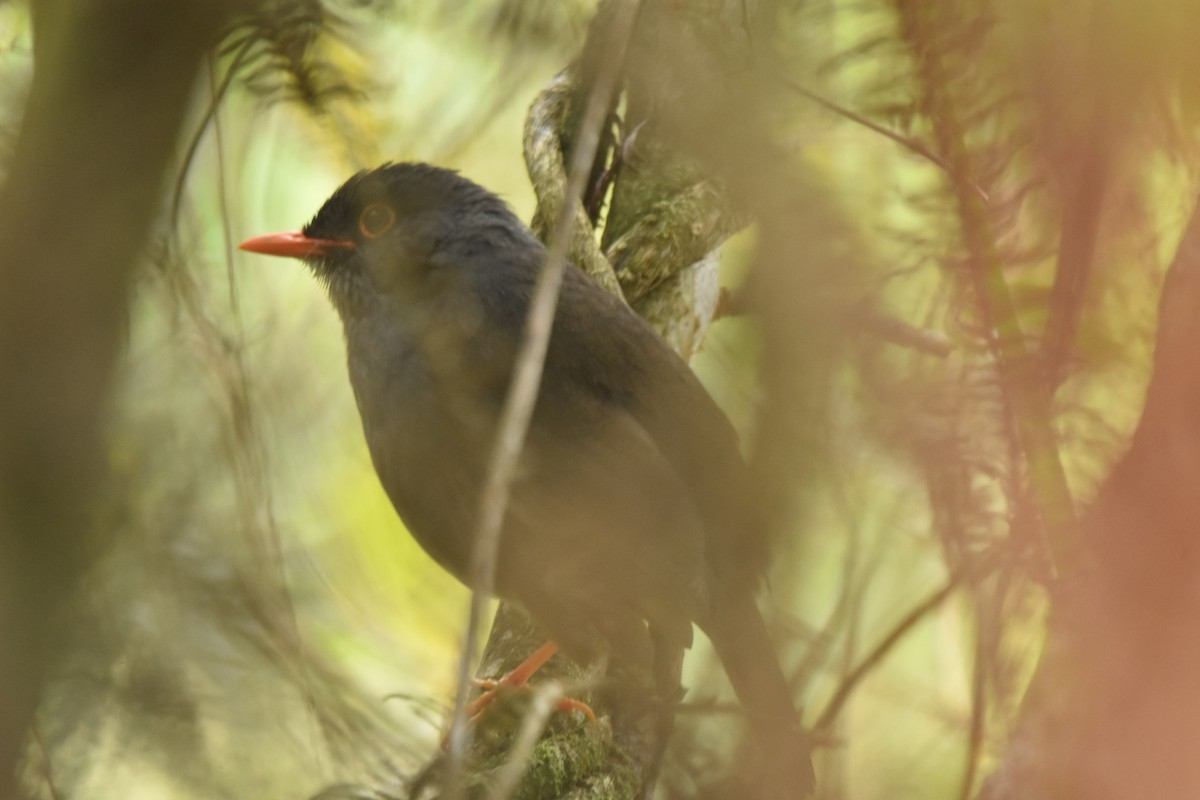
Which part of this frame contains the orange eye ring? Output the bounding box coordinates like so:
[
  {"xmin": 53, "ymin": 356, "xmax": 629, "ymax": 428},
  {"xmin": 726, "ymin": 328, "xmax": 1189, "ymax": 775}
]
[{"xmin": 359, "ymin": 203, "xmax": 396, "ymax": 238}]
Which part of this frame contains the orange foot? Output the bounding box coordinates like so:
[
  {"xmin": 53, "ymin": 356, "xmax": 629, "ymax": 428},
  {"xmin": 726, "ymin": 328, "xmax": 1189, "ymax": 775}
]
[
  {"xmin": 443, "ymin": 641, "xmax": 596, "ymax": 749},
  {"xmin": 465, "ymin": 640, "xmax": 596, "ymax": 722}
]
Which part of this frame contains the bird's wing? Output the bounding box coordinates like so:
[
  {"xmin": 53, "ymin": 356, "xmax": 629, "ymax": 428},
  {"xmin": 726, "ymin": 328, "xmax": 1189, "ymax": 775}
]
[
  {"xmin": 542, "ymin": 267, "xmax": 769, "ymax": 594},
  {"xmin": 506, "ymin": 399, "xmax": 706, "ymax": 656},
  {"xmin": 544, "ymin": 273, "xmax": 810, "ymax": 791},
  {"xmin": 403, "ymin": 260, "xmax": 708, "ymax": 652}
]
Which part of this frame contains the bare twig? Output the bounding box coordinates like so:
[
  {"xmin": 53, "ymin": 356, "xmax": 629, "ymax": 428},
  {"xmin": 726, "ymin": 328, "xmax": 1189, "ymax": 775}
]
[
  {"xmin": 718, "ymin": 288, "xmax": 954, "ymax": 357},
  {"xmin": 814, "ymin": 575, "xmax": 960, "ymax": 731},
  {"xmin": 958, "ymin": 568, "xmax": 1011, "ymax": 800},
  {"xmin": 442, "ymin": 1, "xmax": 644, "ymax": 793},
  {"xmin": 169, "ymin": 35, "xmax": 256, "ymax": 227},
  {"xmin": 858, "ymin": 305, "xmax": 954, "ymax": 357},
  {"xmin": 781, "ymin": 77, "xmax": 988, "ymax": 203}
]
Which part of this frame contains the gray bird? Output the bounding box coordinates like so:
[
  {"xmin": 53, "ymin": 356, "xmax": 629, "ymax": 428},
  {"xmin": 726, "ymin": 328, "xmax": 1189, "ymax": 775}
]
[{"xmin": 240, "ymin": 162, "xmax": 812, "ymax": 795}]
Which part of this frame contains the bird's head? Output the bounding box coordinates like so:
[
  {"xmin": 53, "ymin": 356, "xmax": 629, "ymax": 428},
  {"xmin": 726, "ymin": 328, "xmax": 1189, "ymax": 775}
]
[{"xmin": 240, "ymin": 162, "xmax": 528, "ymax": 316}]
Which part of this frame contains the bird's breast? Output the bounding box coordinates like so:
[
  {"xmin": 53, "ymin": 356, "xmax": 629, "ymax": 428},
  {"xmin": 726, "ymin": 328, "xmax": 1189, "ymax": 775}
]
[{"xmin": 343, "ymin": 313, "xmax": 497, "ymax": 580}]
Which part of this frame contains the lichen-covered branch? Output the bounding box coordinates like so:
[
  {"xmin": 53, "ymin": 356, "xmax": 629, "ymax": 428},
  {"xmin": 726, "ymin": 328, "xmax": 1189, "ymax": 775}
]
[
  {"xmin": 437, "ymin": 1, "xmax": 756, "ymax": 797},
  {"xmin": 523, "ymin": 71, "xmax": 623, "ymax": 296}
]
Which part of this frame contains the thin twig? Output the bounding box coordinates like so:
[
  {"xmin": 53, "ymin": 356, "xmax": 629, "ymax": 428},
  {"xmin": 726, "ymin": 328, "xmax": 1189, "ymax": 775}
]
[
  {"xmin": 782, "ymin": 77, "xmax": 988, "ymax": 204},
  {"xmin": 718, "ymin": 288, "xmax": 954, "ymax": 357},
  {"xmin": 858, "ymin": 305, "xmax": 954, "ymax": 357},
  {"xmin": 169, "ymin": 35, "xmax": 256, "ymax": 227},
  {"xmin": 208, "ymin": 49, "xmax": 325, "ymax": 770},
  {"xmin": 211, "ymin": 52, "xmax": 240, "ymax": 315},
  {"xmin": 814, "ymin": 575, "xmax": 961, "ymax": 731},
  {"xmin": 442, "ymin": 1, "xmax": 644, "ymax": 794}
]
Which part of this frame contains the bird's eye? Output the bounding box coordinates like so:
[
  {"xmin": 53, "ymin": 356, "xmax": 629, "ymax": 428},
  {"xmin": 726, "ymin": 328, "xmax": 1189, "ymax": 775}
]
[{"xmin": 359, "ymin": 203, "xmax": 396, "ymax": 238}]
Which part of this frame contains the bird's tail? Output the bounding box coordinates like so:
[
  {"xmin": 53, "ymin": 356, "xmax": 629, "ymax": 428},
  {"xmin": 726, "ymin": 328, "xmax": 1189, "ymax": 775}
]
[{"xmin": 702, "ymin": 590, "xmax": 814, "ymax": 797}]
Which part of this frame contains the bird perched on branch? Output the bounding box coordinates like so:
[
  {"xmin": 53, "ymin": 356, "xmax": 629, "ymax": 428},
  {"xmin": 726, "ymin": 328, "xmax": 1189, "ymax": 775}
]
[{"xmin": 241, "ymin": 162, "xmax": 812, "ymax": 795}]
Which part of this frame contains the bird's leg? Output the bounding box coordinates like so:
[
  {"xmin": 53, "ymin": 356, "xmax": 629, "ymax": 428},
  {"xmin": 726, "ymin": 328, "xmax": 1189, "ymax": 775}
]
[
  {"xmin": 466, "ymin": 640, "xmax": 558, "ymax": 711},
  {"xmin": 465, "ymin": 640, "xmax": 596, "ymax": 722}
]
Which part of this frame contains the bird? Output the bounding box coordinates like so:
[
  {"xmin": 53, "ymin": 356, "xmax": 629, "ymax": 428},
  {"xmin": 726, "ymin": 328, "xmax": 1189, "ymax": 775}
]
[{"xmin": 240, "ymin": 162, "xmax": 812, "ymax": 795}]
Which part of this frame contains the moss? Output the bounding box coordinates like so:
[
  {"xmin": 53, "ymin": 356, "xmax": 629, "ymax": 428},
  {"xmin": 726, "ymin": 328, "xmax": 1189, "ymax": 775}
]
[
  {"xmin": 510, "ymin": 724, "xmax": 613, "ymax": 799},
  {"xmin": 451, "ymin": 706, "xmax": 637, "ymax": 800}
]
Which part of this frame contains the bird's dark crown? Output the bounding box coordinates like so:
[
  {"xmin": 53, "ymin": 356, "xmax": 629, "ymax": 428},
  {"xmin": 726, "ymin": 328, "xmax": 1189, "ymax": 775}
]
[{"xmin": 302, "ymin": 161, "xmax": 508, "ymax": 245}]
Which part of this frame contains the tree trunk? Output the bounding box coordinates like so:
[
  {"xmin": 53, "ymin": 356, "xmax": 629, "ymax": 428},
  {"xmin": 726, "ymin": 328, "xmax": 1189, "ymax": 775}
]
[{"xmin": 0, "ymin": 2, "xmax": 233, "ymax": 797}]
